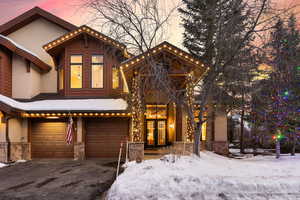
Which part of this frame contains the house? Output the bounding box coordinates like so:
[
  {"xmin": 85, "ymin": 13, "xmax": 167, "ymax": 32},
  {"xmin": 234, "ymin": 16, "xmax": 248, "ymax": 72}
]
[{"xmin": 0, "ymin": 7, "xmax": 228, "ymax": 162}]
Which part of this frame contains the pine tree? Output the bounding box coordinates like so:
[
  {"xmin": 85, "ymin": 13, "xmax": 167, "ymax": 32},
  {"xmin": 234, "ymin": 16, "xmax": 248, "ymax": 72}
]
[
  {"xmin": 179, "ymin": 0, "xmax": 267, "ymax": 155},
  {"xmin": 256, "ymin": 14, "xmax": 300, "ymax": 157}
]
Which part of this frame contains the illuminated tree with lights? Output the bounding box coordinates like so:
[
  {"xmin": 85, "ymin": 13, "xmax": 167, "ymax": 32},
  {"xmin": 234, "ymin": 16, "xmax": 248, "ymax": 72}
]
[{"xmin": 261, "ymin": 15, "xmax": 300, "ymax": 157}]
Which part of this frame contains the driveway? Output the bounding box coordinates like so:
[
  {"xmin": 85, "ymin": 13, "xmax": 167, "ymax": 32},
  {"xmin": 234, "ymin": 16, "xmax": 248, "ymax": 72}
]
[{"xmin": 0, "ymin": 159, "xmax": 119, "ymax": 200}]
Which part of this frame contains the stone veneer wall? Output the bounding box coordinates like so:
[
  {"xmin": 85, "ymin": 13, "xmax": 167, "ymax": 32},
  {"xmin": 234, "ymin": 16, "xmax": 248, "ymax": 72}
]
[
  {"xmin": 212, "ymin": 141, "xmax": 229, "ymax": 155},
  {"xmin": 74, "ymin": 143, "xmax": 85, "ymax": 160},
  {"xmin": 128, "ymin": 142, "xmax": 144, "ymax": 162},
  {"xmin": 0, "ymin": 142, "xmax": 30, "ymax": 162},
  {"xmin": 173, "ymin": 142, "xmax": 203, "ymax": 155},
  {"xmin": 0, "ymin": 142, "xmax": 8, "ymax": 163},
  {"xmin": 10, "ymin": 142, "xmax": 31, "ymax": 161}
]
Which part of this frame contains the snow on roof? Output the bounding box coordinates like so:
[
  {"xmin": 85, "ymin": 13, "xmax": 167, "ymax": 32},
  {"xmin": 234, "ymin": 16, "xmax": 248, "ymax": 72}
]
[
  {"xmin": 0, "ymin": 94, "xmax": 128, "ymax": 111},
  {"xmin": 0, "ymin": 35, "xmax": 39, "ymax": 58}
]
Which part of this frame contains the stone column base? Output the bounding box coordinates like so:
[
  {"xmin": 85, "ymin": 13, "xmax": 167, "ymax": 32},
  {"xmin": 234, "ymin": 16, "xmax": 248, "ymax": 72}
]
[
  {"xmin": 11, "ymin": 142, "xmax": 31, "ymax": 161},
  {"xmin": 212, "ymin": 141, "xmax": 229, "ymax": 155},
  {"xmin": 173, "ymin": 142, "xmax": 201, "ymax": 155},
  {"xmin": 128, "ymin": 142, "xmax": 144, "ymax": 162},
  {"xmin": 0, "ymin": 142, "xmax": 30, "ymax": 162},
  {"xmin": 74, "ymin": 143, "xmax": 85, "ymax": 160},
  {"xmin": 205, "ymin": 141, "xmax": 213, "ymax": 151},
  {"xmin": 0, "ymin": 142, "xmax": 8, "ymax": 163}
]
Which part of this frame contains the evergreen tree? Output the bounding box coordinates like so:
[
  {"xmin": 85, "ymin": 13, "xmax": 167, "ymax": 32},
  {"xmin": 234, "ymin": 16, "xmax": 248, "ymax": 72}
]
[
  {"xmin": 254, "ymin": 14, "xmax": 300, "ymax": 157},
  {"xmin": 179, "ymin": 0, "xmax": 268, "ymax": 155}
]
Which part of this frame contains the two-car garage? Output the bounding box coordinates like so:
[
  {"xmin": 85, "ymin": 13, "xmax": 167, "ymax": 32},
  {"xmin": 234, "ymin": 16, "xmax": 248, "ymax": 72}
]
[{"xmin": 30, "ymin": 118, "xmax": 129, "ymax": 159}]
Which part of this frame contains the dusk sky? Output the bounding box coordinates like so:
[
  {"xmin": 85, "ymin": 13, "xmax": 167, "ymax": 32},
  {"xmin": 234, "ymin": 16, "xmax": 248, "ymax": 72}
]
[{"xmin": 0, "ymin": 0, "xmax": 299, "ymax": 47}]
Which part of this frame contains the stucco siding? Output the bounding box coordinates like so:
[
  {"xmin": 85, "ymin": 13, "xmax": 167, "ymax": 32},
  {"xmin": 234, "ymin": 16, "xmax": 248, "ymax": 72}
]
[
  {"xmin": 214, "ymin": 112, "xmax": 228, "ymax": 142},
  {"xmin": 8, "ymin": 18, "xmax": 68, "ymax": 93},
  {"xmin": 0, "ymin": 122, "xmax": 6, "ymax": 142},
  {"xmin": 8, "ymin": 118, "xmax": 24, "ymax": 142},
  {"xmin": 12, "ymin": 54, "xmax": 41, "ymax": 99}
]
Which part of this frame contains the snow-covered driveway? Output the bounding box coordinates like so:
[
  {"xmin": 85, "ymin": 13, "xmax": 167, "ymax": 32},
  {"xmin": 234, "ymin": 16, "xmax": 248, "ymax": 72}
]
[{"xmin": 107, "ymin": 152, "xmax": 300, "ymax": 200}]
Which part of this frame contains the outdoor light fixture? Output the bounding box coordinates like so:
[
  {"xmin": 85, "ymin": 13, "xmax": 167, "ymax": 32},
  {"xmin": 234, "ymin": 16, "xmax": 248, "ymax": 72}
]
[
  {"xmin": 169, "ymin": 124, "xmax": 175, "ymax": 129},
  {"xmin": 46, "ymin": 116, "xmax": 60, "ymax": 119},
  {"xmin": 22, "ymin": 112, "xmax": 132, "ymax": 118},
  {"xmin": 0, "ymin": 111, "xmax": 3, "ymax": 123}
]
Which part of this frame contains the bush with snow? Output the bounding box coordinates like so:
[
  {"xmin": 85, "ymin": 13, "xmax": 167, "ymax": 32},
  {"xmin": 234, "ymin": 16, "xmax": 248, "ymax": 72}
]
[{"xmin": 107, "ymin": 152, "xmax": 300, "ymax": 200}]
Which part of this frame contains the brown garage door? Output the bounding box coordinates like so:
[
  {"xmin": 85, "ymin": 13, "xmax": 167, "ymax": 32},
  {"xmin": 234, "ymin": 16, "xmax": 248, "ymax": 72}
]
[
  {"xmin": 86, "ymin": 118, "xmax": 129, "ymax": 158},
  {"xmin": 31, "ymin": 120, "xmax": 74, "ymax": 158}
]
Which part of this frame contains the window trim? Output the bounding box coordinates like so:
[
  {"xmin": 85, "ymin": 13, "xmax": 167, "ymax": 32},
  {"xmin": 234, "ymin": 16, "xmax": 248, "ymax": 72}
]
[
  {"xmin": 91, "ymin": 54, "xmax": 104, "ymax": 89},
  {"xmin": 70, "ymin": 54, "xmax": 83, "ymax": 89}
]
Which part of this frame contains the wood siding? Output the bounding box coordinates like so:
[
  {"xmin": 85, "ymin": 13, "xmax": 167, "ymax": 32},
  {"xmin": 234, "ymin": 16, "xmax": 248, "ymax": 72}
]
[
  {"xmin": 0, "ymin": 48, "xmax": 12, "ymax": 97},
  {"xmin": 85, "ymin": 118, "xmax": 129, "ymax": 158},
  {"xmin": 31, "ymin": 120, "xmax": 74, "ymax": 158},
  {"xmin": 61, "ymin": 36, "xmax": 123, "ymax": 97}
]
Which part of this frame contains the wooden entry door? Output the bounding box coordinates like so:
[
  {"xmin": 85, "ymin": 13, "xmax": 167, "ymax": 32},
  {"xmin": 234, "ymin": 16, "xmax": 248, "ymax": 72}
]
[{"xmin": 146, "ymin": 120, "xmax": 167, "ymax": 147}]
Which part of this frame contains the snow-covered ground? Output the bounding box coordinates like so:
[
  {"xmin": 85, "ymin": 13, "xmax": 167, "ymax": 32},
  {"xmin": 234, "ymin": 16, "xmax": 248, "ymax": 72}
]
[
  {"xmin": 0, "ymin": 163, "xmax": 7, "ymax": 168},
  {"xmin": 107, "ymin": 152, "xmax": 300, "ymax": 200}
]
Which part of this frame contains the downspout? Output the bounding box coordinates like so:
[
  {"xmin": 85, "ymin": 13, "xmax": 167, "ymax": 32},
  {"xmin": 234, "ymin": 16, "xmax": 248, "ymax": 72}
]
[{"xmin": 5, "ymin": 116, "xmax": 12, "ymax": 163}]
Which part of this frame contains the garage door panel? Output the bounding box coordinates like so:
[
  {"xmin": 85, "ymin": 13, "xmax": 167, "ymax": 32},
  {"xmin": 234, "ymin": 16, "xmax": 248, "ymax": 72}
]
[
  {"xmin": 86, "ymin": 118, "xmax": 129, "ymax": 158},
  {"xmin": 31, "ymin": 121, "xmax": 74, "ymax": 159}
]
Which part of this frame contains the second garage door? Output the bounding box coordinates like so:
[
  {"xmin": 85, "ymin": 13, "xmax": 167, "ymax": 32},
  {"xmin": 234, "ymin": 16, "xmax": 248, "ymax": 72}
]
[
  {"xmin": 31, "ymin": 120, "xmax": 74, "ymax": 158},
  {"xmin": 86, "ymin": 118, "xmax": 129, "ymax": 158}
]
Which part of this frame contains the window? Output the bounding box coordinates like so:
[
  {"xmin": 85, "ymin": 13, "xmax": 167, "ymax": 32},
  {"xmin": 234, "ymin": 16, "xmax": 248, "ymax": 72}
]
[
  {"xmin": 70, "ymin": 55, "xmax": 82, "ymax": 88},
  {"xmin": 112, "ymin": 66, "xmax": 120, "ymax": 89},
  {"xmin": 145, "ymin": 105, "xmax": 167, "ymax": 119},
  {"xmin": 91, "ymin": 55, "xmax": 104, "ymax": 88},
  {"xmin": 59, "ymin": 68, "xmax": 64, "ymax": 90}
]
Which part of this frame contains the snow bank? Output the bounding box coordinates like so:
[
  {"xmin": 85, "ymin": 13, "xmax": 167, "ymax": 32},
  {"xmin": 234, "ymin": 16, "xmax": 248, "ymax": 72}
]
[
  {"xmin": 0, "ymin": 94, "xmax": 127, "ymax": 111},
  {"xmin": 107, "ymin": 152, "xmax": 300, "ymax": 200},
  {"xmin": 0, "ymin": 163, "xmax": 7, "ymax": 168}
]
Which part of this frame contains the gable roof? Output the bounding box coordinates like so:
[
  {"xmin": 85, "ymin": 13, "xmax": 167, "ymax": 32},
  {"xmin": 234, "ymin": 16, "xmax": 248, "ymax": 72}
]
[
  {"xmin": 0, "ymin": 35, "xmax": 51, "ymax": 72},
  {"xmin": 43, "ymin": 25, "xmax": 131, "ymax": 58},
  {"xmin": 120, "ymin": 41, "xmax": 206, "ymax": 72},
  {"xmin": 0, "ymin": 7, "xmax": 77, "ymax": 36}
]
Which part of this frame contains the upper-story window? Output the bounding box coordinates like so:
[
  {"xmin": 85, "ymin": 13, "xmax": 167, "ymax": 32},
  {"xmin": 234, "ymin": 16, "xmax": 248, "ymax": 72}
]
[
  {"xmin": 70, "ymin": 55, "xmax": 83, "ymax": 88},
  {"xmin": 91, "ymin": 55, "xmax": 104, "ymax": 88}
]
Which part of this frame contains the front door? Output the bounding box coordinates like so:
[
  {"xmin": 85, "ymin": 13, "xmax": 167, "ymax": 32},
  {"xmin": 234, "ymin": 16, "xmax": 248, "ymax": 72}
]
[{"xmin": 146, "ymin": 119, "xmax": 167, "ymax": 147}]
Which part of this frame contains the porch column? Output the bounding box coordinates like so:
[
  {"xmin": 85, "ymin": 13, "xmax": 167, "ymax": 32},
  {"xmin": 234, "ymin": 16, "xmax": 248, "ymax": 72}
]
[
  {"xmin": 213, "ymin": 109, "xmax": 229, "ymax": 155},
  {"xmin": 7, "ymin": 117, "xmax": 30, "ymax": 161},
  {"xmin": 74, "ymin": 117, "xmax": 85, "ymax": 160},
  {"xmin": 0, "ymin": 114, "xmax": 8, "ymax": 163},
  {"xmin": 185, "ymin": 73, "xmax": 195, "ymax": 142},
  {"xmin": 128, "ymin": 73, "xmax": 144, "ymax": 161},
  {"xmin": 131, "ymin": 73, "xmax": 143, "ymax": 142}
]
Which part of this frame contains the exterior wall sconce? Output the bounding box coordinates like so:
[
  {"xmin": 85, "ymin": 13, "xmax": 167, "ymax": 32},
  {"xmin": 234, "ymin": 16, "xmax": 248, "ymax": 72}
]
[{"xmin": 0, "ymin": 111, "xmax": 3, "ymax": 123}]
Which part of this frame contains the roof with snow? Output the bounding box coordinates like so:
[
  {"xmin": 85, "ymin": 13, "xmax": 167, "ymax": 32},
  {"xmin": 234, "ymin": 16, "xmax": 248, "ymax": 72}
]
[
  {"xmin": 0, "ymin": 94, "xmax": 128, "ymax": 112},
  {"xmin": 120, "ymin": 42, "xmax": 207, "ymax": 78},
  {"xmin": 0, "ymin": 35, "xmax": 51, "ymax": 72},
  {"xmin": 43, "ymin": 25, "xmax": 132, "ymax": 59},
  {"xmin": 0, "ymin": 7, "xmax": 77, "ymax": 36}
]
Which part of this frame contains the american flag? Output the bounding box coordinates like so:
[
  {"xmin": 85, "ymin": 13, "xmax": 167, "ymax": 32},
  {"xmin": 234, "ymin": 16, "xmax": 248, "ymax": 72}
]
[{"xmin": 66, "ymin": 117, "xmax": 73, "ymax": 145}]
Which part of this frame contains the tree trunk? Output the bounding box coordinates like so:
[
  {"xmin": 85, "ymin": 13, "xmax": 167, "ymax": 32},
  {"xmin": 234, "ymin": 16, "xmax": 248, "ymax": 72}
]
[
  {"xmin": 291, "ymin": 131, "xmax": 296, "ymax": 156},
  {"xmin": 276, "ymin": 139, "xmax": 280, "ymax": 159},
  {"xmin": 194, "ymin": 109, "xmax": 203, "ymax": 157},
  {"xmin": 253, "ymin": 124, "xmax": 258, "ymax": 156},
  {"xmin": 240, "ymin": 109, "xmax": 245, "ymax": 154},
  {"xmin": 194, "ymin": 126, "xmax": 201, "ymax": 156}
]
